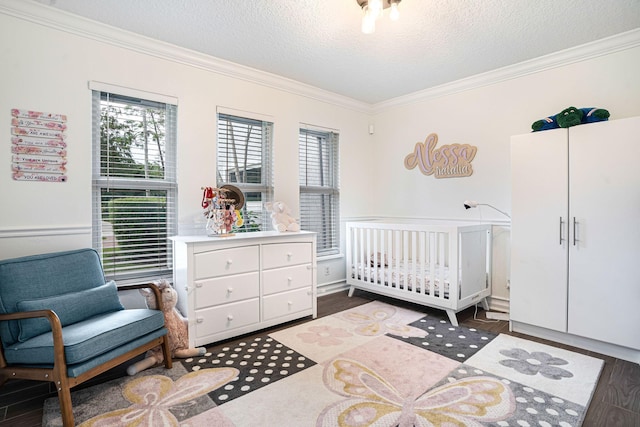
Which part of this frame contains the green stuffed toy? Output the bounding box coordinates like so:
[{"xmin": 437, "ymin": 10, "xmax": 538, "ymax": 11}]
[{"xmin": 532, "ymin": 106, "xmax": 610, "ymax": 132}]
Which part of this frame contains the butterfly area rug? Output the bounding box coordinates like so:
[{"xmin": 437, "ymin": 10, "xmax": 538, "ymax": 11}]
[{"xmin": 43, "ymin": 300, "xmax": 603, "ymax": 426}]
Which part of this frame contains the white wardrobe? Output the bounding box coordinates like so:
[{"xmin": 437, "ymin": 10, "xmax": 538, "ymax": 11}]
[{"xmin": 510, "ymin": 116, "xmax": 640, "ymax": 362}]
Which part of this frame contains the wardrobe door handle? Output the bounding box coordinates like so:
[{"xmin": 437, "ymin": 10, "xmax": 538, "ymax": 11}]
[
  {"xmin": 559, "ymin": 217, "xmax": 564, "ymax": 244},
  {"xmin": 573, "ymin": 217, "xmax": 578, "ymax": 246}
]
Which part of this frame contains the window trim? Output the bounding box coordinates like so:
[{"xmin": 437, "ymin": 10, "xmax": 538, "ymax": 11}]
[
  {"xmin": 216, "ymin": 110, "xmax": 274, "ymax": 232},
  {"xmin": 299, "ymin": 126, "xmax": 340, "ymax": 256},
  {"xmin": 91, "ymin": 85, "xmax": 178, "ymax": 283}
]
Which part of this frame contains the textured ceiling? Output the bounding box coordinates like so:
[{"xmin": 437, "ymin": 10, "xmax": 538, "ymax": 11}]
[{"xmin": 33, "ymin": 0, "xmax": 640, "ymax": 104}]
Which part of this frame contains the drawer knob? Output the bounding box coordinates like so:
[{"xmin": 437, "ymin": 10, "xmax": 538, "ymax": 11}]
[
  {"xmin": 288, "ymin": 301, "xmax": 293, "ymax": 306},
  {"xmin": 287, "ymin": 277, "xmax": 292, "ymax": 282},
  {"xmin": 227, "ymin": 287, "xmax": 234, "ymax": 293},
  {"xmin": 226, "ymin": 259, "xmax": 233, "ymax": 265},
  {"xmin": 287, "ymin": 252, "xmax": 292, "ymax": 259},
  {"xmin": 227, "ymin": 314, "xmax": 234, "ymax": 321},
  {"xmin": 196, "ymin": 317, "xmax": 204, "ymax": 324},
  {"xmin": 196, "ymin": 283, "xmax": 203, "ymax": 288}
]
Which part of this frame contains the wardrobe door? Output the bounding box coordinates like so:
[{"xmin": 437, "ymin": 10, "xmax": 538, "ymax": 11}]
[
  {"xmin": 568, "ymin": 117, "xmax": 640, "ymax": 350},
  {"xmin": 510, "ymin": 128, "xmax": 569, "ymax": 331}
]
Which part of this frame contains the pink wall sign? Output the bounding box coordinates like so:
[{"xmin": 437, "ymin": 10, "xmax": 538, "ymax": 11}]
[{"xmin": 11, "ymin": 109, "xmax": 68, "ymax": 182}]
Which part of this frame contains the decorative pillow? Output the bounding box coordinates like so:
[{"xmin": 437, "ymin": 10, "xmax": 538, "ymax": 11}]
[{"xmin": 16, "ymin": 280, "xmax": 124, "ymax": 342}]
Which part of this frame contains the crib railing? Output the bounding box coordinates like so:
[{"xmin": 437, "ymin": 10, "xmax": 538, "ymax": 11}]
[{"xmin": 346, "ymin": 221, "xmax": 460, "ymax": 301}]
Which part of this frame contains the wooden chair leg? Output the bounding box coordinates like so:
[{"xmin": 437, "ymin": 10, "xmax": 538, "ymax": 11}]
[
  {"xmin": 161, "ymin": 335, "xmax": 173, "ymax": 369},
  {"xmin": 56, "ymin": 380, "xmax": 74, "ymax": 427}
]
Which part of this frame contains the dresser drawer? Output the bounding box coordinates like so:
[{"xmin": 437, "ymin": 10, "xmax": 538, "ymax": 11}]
[
  {"xmin": 194, "ymin": 272, "xmax": 259, "ymax": 309},
  {"xmin": 262, "ymin": 264, "xmax": 312, "ymax": 296},
  {"xmin": 194, "ymin": 298, "xmax": 260, "ymax": 338},
  {"xmin": 194, "ymin": 245, "xmax": 259, "ymax": 279},
  {"xmin": 263, "ymin": 287, "xmax": 313, "ymax": 321},
  {"xmin": 262, "ymin": 242, "xmax": 312, "ymax": 269}
]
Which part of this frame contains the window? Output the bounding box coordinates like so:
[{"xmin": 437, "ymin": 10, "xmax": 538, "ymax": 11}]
[
  {"xmin": 299, "ymin": 127, "xmax": 340, "ymax": 255},
  {"xmin": 92, "ymin": 89, "xmax": 177, "ymax": 282},
  {"xmin": 217, "ymin": 112, "xmax": 273, "ymax": 232}
]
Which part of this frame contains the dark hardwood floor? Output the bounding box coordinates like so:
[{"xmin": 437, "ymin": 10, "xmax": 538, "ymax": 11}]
[{"xmin": 1, "ymin": 289, "xmax": 638, "ymax": 426}]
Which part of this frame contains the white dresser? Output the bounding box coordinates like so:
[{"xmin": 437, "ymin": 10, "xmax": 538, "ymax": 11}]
[{"xmin": 171, "ymin": 231, "xmax": 317, "ymax": 348}]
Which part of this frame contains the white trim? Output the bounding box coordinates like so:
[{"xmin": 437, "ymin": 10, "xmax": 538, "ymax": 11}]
[
  {"xmin": 300, "ymin": 122, "xmax": 341, "ymax": 134},
  {"xmin": 343, "ymin": 215, "xmax": 511, "ymax": 227},
  {"xmin": 0, "ymin": 225, "xmax": 91, "ymax": 238},
  {"xmin": 0, "ymin": 0, "xmax": 370, "ymax": 114},
  {"xmin": 488, "ymin": 296, "xmax": 510, "ymax": 313},
  {"xmin": 318, "ymin": 281, "xmax": 349, "ymax": 296},
  {"xmin": 318, "ymin": 253, "xmax": 344, "ymax": 262},
  {"xmin": 374, "ymin": 28, "xmax": 640, "ymax": 112},
  {"xmin": 2, "ymin": 1, "xmax": 638, "ymax": 114},
  {"xmin": 89, "ymin": 81, "xmax": 178, "ymax": 105},
  {"xmin": 511, "ymin": 321, "xmax": 640, "ymax": 364},
  {"xmin": 216, "ymin": 106, "xmax": 274, "ymax": 123}
]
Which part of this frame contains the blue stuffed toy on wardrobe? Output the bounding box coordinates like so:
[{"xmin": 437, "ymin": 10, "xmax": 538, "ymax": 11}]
[{"xmin": 532, "ymin": 106, "xmax": 610, "ymax": 132}]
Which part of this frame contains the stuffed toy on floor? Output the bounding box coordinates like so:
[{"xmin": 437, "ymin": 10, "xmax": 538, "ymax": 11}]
[
  {"xmin": 127, "ymin": 280, "xmax": 206, "ymax": 375},
  {"xmin": 531, "ymin": 106, "xmax": 609, "ymax": 132},
  {"xmin": 264, "ymin": 201, "xmax": 300, "ymax": 232}
]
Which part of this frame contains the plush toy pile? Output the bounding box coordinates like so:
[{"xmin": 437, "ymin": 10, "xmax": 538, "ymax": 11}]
[
  {"xmin": 264, "ymin": 201, "xmax": 300, "ymax": 232},
  {"xmin": 532, "ymin": 106, "xmax": 609, "ymax": 132},
  {"xmin": 127, "ymin": 280, "xmax": 206, "ymax": 375}
]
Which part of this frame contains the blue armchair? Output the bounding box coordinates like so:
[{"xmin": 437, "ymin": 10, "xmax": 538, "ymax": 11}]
[{"xmin": 0, "ymin": 248, "xmax": 171, "ymax": 427}]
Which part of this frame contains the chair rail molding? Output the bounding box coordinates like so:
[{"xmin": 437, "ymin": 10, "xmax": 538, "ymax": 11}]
[{"xmin": 0, "ymin": 225, "xmax": 91, "ymax": 238}]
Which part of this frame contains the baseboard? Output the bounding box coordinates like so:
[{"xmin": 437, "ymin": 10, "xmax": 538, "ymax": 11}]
[
  {"xmin": 486, "ymin": 311, "xmax": 510, "ymax": 321},
  {"xmin": 511, "ymin": 320, "xmax": 640, "ymax": 364},
  {"xmin": 317, "ymin": 281, "xmax": 349, "ymax": 296}
]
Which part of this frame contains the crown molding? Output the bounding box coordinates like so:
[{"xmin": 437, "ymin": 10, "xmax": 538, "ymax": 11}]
[
  {"xmin": 0, "ymin": 0, "xmax": 372, "ymax": 114},
  {"xmin": 373, "ymin": 28, "xmax": 640, "ymax": 113},
  {"xmin": 2, "ymin": 1, "xmax": 638, "ymax": 116}
]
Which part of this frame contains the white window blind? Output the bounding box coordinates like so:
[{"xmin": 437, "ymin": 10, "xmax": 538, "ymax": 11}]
[
  {"xmin": 92, "ymin": 91, "xmax": 177, "ymax": 282},
  {"xmin": 217, "ymin": 113, "xmax": 273, "ymax": 232},
  {"xmin": 299, "ymin": 128, "xmax": 340, "ymax": 255}
]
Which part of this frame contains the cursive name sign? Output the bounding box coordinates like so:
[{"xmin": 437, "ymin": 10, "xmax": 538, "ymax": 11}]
[{"xmin": 404, "ymin": 133, "xmax": 477, "ymax": 179}]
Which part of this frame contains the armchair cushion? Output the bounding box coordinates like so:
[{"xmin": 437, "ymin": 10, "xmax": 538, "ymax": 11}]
[
  {"xmin": 0, "ymin": 248, "xmax": 106, "ymax": 345},
  {"xmin": 4, "ymin": 308, "xmax": 164, "ymax": 368},
  {"xmin": 16, "ymin": 280, "xmax": 124, "ymax": 342}
]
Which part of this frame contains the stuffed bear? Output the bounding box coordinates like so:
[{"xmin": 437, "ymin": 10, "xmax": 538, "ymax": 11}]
[
  {"xmin": 264, "ymin": 201, "xmax": 300, "ymax": 232},
  {"xmin": 126, "ymin": 280, "xmax": 206, "ymax": 376},
  {"xmin": 531, "ymin": 106, "xmax": 609, "ymax": 132}
]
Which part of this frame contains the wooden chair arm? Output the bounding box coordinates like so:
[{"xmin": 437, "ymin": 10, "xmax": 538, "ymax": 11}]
[
  {"xmin": 0, "ymin": 309, "xmax": 66, "ymax": 374},
  {"xmin": 116, "ymin": 282, "xmax": 164, "ymax": 312},
  {"xmin": 0, "ymin": 309, "xmax": 61, "ymax": 323}
]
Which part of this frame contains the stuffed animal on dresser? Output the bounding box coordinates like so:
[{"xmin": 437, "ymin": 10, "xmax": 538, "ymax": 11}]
[
  {"xmin": 264, "ymin": 201, "xmax": 300, "ymax": 232},
  {"xmin": 126, "ymin": 279, "xmax": 206, "ymax": 375},
  {"xmin": 531, "ymin": 106, "xmax": 610, "ymax": 132}
]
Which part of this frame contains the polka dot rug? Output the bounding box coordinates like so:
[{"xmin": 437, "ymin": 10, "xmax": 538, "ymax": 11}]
[
  {"xmin": 42, "ymin": 301, "xmax": 604, "ymax": 426},
  {"xmin": 180, "ymin": 333, "xmax": 315, "ymax": 405}
]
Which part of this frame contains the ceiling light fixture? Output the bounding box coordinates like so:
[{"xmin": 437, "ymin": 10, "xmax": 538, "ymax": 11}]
[{"xmin": 357, "ymin": 0, "xmax": 401, "ymax": 34}]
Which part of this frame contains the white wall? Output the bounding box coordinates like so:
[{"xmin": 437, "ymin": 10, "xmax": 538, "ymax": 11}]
[
  {"xmin": 370, "ymin": 42, "xmax": 640, "ymax": 302},
  {"xmin": 0, "ymin": 7, "xmax": 372, "ymax": 270},
  {"xmin": 1, "ymin": 3, "xmax": 639, "ymax": 303}
]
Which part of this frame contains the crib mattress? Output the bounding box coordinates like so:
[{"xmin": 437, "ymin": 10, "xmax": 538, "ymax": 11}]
[{"xmin": 351, "ymin": 262, "xmax": 451, "ymax": 299}]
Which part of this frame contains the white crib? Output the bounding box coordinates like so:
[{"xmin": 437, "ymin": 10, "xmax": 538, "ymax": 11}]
[{"xmin": 345, "ymin": 220, "xmax": 492, "ymax": 326}]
